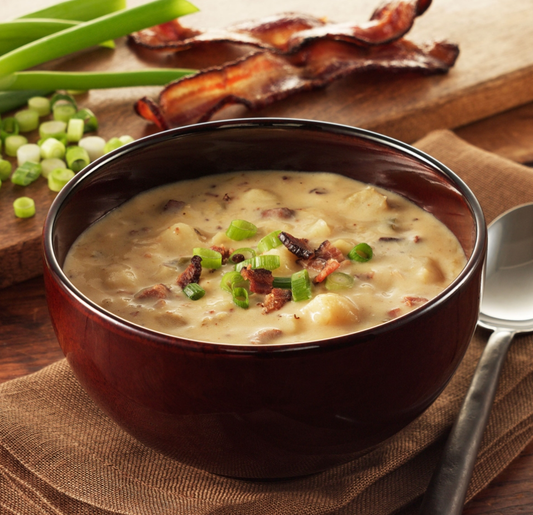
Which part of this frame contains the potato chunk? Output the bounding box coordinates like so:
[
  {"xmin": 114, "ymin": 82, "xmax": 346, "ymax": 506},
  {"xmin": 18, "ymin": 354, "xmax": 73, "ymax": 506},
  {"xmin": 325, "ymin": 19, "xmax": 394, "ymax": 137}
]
[
  {"xmin": 345, "ymin": 187, "xmax": 389, "ymax": 220},
  {"xmin": 300, "ymin": 293, "xmax": 360, "ymax": 325}
]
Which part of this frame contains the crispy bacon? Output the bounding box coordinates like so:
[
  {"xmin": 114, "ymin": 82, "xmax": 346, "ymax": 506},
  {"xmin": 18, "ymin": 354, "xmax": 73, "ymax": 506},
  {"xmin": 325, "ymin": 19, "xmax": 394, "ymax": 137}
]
[
  {"xmin": 210, "ymin": 244, "xmax": 233, "ymax": 263},
  {"xmin": 135, "ymin": 38, "xmax": 459, "ymax": 129},
  {"xmin": 313, "ymin": 259, "xmax": 341, "ymax": 283},
  {"xmin": 314, "ymin": 240, "xmax": 345, "ymax": 262},
  {"xmin": 262, "ymin": 288, "xmax": 292, "ymax": 314},
  {"xmin": 177, "ymin": 255, "xmax": 202, "ymax": 288},
  {"xmin": 403, "ymin": 295, "xmax": 428, "ymax": 306},
  {"xmin": 240, "ymin": 266, "xmax": 274, "ymax": 294},
  {"xmin": 279, "ymin": 231, "xmax": 313, "ymax": 260},
  {"xmin": 129, "ymin": 0, "xmax": 432, "ymax": 54}
]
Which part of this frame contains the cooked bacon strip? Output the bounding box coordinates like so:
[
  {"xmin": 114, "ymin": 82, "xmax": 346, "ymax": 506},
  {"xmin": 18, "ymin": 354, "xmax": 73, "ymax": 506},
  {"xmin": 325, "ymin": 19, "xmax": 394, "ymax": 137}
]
[
  {"xmin": 314, "ymin": 240, "xmax": 345, "ymax": 262},
  {"xmin": 279, "ymin": 231, "xmax": 313, "ymax": 260},
  {"xmin": 177, "ymin": 255, "xmax": 202, "ymax": 288},
  {"xmin": 262, "ymin": 288, "xmax": 292, "ymax": 314},
  {"xmin": 240, "ymin": 266, "xmax": 274, "ymax": 294},
  {"xmin": 134, "ymin": 283, "xmax": 170, "ymax": 299},
  {"xmin": 135, "ymin": 38, "xmax": 459, "ymax": 129},
  {"xmin": 313, "ymin": 258, "xmax": 341, "ymax": 283},
  {"xmin": 129, "ymin": 0, "xmax": 432, "ymax": 54},
  {"xmin": 210, "ymin": 244, "xmax": 233, "ymax": 263}
]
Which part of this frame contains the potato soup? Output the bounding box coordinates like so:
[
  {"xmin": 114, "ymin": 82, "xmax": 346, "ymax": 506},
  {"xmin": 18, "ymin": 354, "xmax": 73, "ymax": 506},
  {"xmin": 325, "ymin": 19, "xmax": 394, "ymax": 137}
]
[{"xmin": 63, "ymin": 171, "xmax": 467, "ymax": 345}]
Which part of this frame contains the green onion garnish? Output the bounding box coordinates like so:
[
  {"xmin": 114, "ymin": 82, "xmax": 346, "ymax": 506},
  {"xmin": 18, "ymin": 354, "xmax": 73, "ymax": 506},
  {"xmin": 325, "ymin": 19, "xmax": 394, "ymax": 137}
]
[
  {"xmin": 226, "ymin": 219, "xmax": 258, "ymax": 241},
  {"xmin": 5, "ymin": 134, "xmax": 28, "ymax": 156},
  {"xmin": 39, "ymin": 120, "xmax": 66, "ymax": 140},
  {"xmin": 193, "ymin": 247, "xmax": 222, "ymax": 269},
  {"xmin": 50, "ymin": 92, "xmax": 77, "ymax": 110},
  {"xmin": 348, "ymin": 243, "xmax": 373, "ymax": 263},
  {"xmin": 220, "ymin": 271, "xmax": 248, "ymax": 293},
  {"xmin": 48, "ymin": 167, "xmax": 75, "ymax": 192},
  {"xmin": 13, "ymin": 196, "xmax": 35, "ymax": 218},
  {"xmin": 232, "ymin": 287, "xmax": 249, "ymax": 309},
  {"xmin": 291, "ymin": 269, "xmax": 312, "ymax": 302},
  {"xmin": 257, "ymin": 230, "xmax": 282, "ymax": 253},
  {"xmin": 182, "ymin": 282, "xmax": 205, "ymax": 301},
  {"xmin": 28, "ymin": 96, "xmax": 50, "ymax": 117},
  {"xmin": 67, "ymin": 118, "xmax": 84, "ymax": 142},
  {"xmin": 325, "ymin": 272, "xmax": 355, "ymax": 291},
  {"xmin": 0, "ymin": 159, "xmax": 12, "ymax": 180},
  {"xmin": 235, "ymin": 254, "xmax": 281, "ymax": 272},
  {"xmin": 40, "ymin": 137, "xmax": 65, "ymax": 159},
  {"xmin": 11, "ymin": 161, "xmax": 41, "ymax": 186},
  {"xmin": 14, "ymin": 108, "xmax": 39, "ymax": 132},
  {"xmin": 66, "ymin": 145, "xmax": 90, "ymax": 173},
  {"xmin": 104, "ymin": 137, "xmax": 123, "ymax": 154},
  {"xmin": 71, "ymin": 108, "xmax": 98, "ymax": 133},
  {"xmin": 229, "ymin": 247, "xmax": 256, "ymax": 263},
  {"xmin": 272, "ymin": 276, "xmax": 292, "ymax": 289},
  {"xmin": 53, "ymin": 103, "xmax": 77, "ymax": 123}
]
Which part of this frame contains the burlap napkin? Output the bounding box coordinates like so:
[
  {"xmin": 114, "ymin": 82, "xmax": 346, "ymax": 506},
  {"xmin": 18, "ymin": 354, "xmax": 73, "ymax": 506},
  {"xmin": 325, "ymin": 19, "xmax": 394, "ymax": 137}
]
[{"xmin": 2, "ymin": 129, "xmax": 533, "ymax": 515}]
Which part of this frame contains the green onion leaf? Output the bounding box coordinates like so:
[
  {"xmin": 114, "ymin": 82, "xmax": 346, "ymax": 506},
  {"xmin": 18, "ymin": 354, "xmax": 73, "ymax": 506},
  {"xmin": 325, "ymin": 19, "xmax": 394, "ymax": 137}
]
[
  {"xmin": 13, "ymin": 196, "xmax": 35, "ymax": 218},
  {"xmin": 272, "ymin": 276, "xmax": 292, "ymax": 289},
  {"xmin": 235, "ymin": 255, "xmax": 281, "ymax": 272},
  {"xmin": 0, "ymin": 90, "xmax": 51, "ymax": 114},
  {"xmin": 348, "ymin": 243, "xmax": 373, "ymax": 263},
  {"xmin": 19, "ymin": 0, "xmax": 127, "ymax": 23},
  {"xmin": 232, "ymin": 287, "xmax": 249, "ymax": 309},
  {"xmin": 193, "ymin": 247, "xmax": 222, "ymax": 269},
  {"xmin": 220, "ymin": 271, "xmax": 249, "ymax": 293},
  {"xmin": 229, "ymin": 247, "xmax": 256, "ymax": 263},
  {"xmin": 183, "ymin": 282, "xmax": 205, "ymax": 300},
  {"xmin": 226, "ymin": 219, "xmax": 258, "ymax": 241},
  {"xmin": 325, "ymin": 272, "xmax": 355, "ymax": 291},
  {"xmin": 291, "ymin": 269, "xmax": 312, "ymax": 302},
  {"xmin": 48, "ymin": 167, "xmax": 75, "ymax": 192},
  {"xmin": 257, "ymin": 230, "xmax": 282, "ymax": 253},
  {"xmin": 11, "ymin": 161, "xmax": 41, "ymax": 186},
  {"xmin": 1, "ymin": 117, "xmax": 19, "ymax": 141}
]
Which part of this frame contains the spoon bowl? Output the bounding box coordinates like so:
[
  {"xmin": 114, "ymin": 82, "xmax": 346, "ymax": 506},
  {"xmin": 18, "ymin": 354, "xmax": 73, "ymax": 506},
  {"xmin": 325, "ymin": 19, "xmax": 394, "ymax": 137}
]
[{"xmin": 420, "ymin": 201, "xmax": 533, "ymax": 514}]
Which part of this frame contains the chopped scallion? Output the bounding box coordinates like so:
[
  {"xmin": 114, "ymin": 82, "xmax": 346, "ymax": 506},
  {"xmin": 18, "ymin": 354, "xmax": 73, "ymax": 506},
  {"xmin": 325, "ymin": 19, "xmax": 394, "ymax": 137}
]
[
  {"xmin": 118, "ymin": 135, "xmax": 134, "ymax": 144},
  {"xmin": 272, "ymin": 276, "xmax": 292, "ymax": 289},
  {"xmin": 291, "ymin": 269, "xmax": 312, "ymax": 302},
  {"xmin": 67, "ymin": 117, "xmax": 84, "ymax": 142},
  {"xmin": 48, "ymin": 167, "xmax": 75, "ymax": 192},
  {"xmin": 28, "ymin": 96, "xmax": 50, "ymax": 116},
  {"xmin": 183, "ymin": 282, "xmax": 205, "ymax": 300},
  {"xmin": 5, "ymin": 134, "xmax": 28, "ymax": 156},
  {"xmin": 229, "ymin": 248, "xmax": 256, "ymax": 263},
  {"xmin": 226, "ymin": 219, "xmax": 258, "ymax": 241},
  {"xmin": 1, "ymin": 117, "xmax": 19, "ymax": 141},
  {"xmin": 49, "ymin": 92, "xmax": 77, "ymax": 110},
  {"xmin": 53, "ymin": 103, "xmax": 76, "ymax": 123},
  {"xmin": 104, "ymin": 137, "xmax": 123, "ymax": 153},
  {"xmin": 14, "ymin": 108, "xmax": 39, "ymax": 132},
  {"xmin": 348, "ymin": 243, "xmax": 373, "ymax": 263},
  {"xmin": 257, "ymin": 230, "xmax": 282, "ymax": 253},
  {"xmin": 192, "ymin": 247, "xmax": 222, "ymax": 269},
  {"xmin": 235, "ymin": 254, "xmax": 281, "ymax": 272},
  {"xmin": 65, "ymin": 145, "xmax": 90, "ymax": 172},
  {"xmin": 79, "ymin": 135, "xmax": 105, "ymax": 161},
  {"xmin": 0, "ymin": 159, "xmax": 12, "ymax": 180},
  {"xmin": 41, "ymin": 157, "xmax": 66, "ymax": 178},
  {"xmin": 325, "ymin": 272, "xmax": 355, "ymax": 291},
  {"xmin": 71, "ymin": 108, "xmax": 97, "ymax": 132},
  {"xmin": 13, "ymin": 196, "xmax": 35, "ymax": 218},
  {"xmin": 39, "ymin": 120, "xmax": 66, "ymax": 139},
  {"xmin": 40, "ymin": 137, "xmax": 66, "ymax": 159},
  {"xmin": 232, "ymin": 287, "xmax": 249, "ymax": 309},
  {"xmin": 220, "ymin": 271, "xmax": 248, "ymax": 293},
  {"xmin": 16, "ymin": 143, "xmax": 41, "ymax": 166},
  {"xmin": 11, "ymin": 161, "xmax": 41, "ymax": 186}
]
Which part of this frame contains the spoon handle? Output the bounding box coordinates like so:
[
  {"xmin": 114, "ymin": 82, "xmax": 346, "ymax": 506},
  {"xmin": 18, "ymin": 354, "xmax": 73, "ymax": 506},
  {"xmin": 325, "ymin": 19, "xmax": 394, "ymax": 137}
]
[{"xmin": 419, "ymin": 328, "xmax": 515, "ymax": 515}]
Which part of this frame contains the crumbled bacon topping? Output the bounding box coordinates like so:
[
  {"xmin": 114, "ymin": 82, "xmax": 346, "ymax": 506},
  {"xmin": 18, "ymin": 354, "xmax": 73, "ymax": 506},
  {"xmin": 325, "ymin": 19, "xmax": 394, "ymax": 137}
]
[
  {"xmin": 240, "ymin": 266, "xmax": 274, "ymax": 294},
  {"xmin": 313, "ymin": 258, "xmax": 341, "ymax": 283},
  {"xmin": 177, "ymin": 255, "xmax": 202, "ymax": 288},
  {"xmin": 279, "ymin": 232, "xmax": 313, "ymax": 259},
  {"xmin": 403, "ymin": 296, "xmax": 428, "ymax": 307},
  {"xmin": 210, "ymin": 244, "xmax": 233, "ymax": 264},
  {"xmin": 262, "ymin": 288, "xmax": 292, "ymax": 314}
]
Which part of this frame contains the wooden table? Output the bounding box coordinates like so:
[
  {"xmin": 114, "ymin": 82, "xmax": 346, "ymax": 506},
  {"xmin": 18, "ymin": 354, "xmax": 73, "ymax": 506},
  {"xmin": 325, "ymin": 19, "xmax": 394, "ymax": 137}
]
[{"xmin": 2, "ymin": 0, "xmax": 533, "ymax": 512}]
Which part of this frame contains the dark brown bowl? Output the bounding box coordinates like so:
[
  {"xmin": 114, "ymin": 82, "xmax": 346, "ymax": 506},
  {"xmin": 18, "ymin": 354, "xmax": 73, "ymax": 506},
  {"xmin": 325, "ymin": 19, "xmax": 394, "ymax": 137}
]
[{"xmin": 43, "ymin": 118, "xmax": 486, "ymax": 479}]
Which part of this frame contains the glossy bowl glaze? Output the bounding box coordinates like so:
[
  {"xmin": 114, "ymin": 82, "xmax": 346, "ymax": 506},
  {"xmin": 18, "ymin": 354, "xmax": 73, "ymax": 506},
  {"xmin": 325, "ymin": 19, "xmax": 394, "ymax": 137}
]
[{"xmin": 43, "ymin": 119, "xmax": 486, "ymax": 479}]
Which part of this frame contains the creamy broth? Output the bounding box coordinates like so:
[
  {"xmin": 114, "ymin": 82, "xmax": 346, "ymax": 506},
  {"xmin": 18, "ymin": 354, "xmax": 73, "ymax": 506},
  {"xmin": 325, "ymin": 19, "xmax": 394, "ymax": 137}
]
[{"xmin": 63, "ymin": 171, "xmax": 466, "ymax": 345}]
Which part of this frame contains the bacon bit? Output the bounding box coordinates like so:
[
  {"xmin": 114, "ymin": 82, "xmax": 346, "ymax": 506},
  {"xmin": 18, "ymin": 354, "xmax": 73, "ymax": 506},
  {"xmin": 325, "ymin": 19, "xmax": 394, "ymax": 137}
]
[
  {"xmin": 223, "ymin": 193, "xmax": 231, "ymax": 202},
  {"xmin": 403, "ymin": 296, "xmax": 428, "ymax": 307},
  {"xmin": 388, "ymin": 308, "xmax": 401, "ymax": 319},
  {"xmin": 134, "ymin": 283, "xmax": 170, "ymax": 299},
  {"xmin": 261, "ymin": 207, "xmax": 295, "ymax": 219},
  {"xmin": 129, "ymin": 0, "xmax": 432, "ymax": 54},
  {"xmin": 315, "ymin": 240, "xmax": 345, "ymax": 262},
  {"xmin": 177, "ymin": 255, "xmax": 202, "ymax": 288},
  {"xmin": 250, "ymin": 328, "xmax": 283, "ymax": 345},
  {"xmin": 314, "ymin": 258, "xmax": 341, "ymax": 283},
  {"xmin": 279, "ymin": 231, "xmax": 313, "ymax": 259},
  {"xmin": 379, "ymin": 236, "xmax": 403, "ymax": 242},
  {"xmin": 240, "ymin": 265, "xmax": 274, "ymax": 294},
  {"xmin": 135, "ymin": 38, "xmax": 458, "ymax": 129},
  {"xmin": 163, "ymin": 199, "xmax": 185, "ymax": 211},
  {"xmin": 413, "ymin": 235, "xmax": 421, "ymax": 243},
  {"xmin": 210, "ymin": 244, "xmax": 233, "ymax": 263},
  {"xmin": 262, "ymin": 288, "xmax": 292, "ymax": 314}
]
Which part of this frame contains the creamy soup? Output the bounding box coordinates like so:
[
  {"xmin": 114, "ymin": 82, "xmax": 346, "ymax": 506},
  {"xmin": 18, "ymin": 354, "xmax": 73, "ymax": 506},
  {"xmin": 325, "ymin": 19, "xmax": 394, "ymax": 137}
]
[{"xmin": 64, "ymin": 171, "xmax": 466, "ymax": 345}]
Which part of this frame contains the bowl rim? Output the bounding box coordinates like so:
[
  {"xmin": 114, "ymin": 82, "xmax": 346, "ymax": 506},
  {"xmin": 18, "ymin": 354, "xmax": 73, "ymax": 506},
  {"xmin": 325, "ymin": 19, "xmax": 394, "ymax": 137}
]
[{"xmin": 43, "ymin": 117, "xmax": 486, "ymax": 355}]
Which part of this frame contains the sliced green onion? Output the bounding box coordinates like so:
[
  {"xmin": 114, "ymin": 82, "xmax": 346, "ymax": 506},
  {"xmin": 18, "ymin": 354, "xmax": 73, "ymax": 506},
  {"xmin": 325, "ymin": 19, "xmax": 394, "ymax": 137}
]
[
  {"xmin": 11, "ymin": 161, "xmax": 41, "ymax": 186},
  {"xmin": 39, "ymin": 120, "xmax": 67, "ymax": 139},
  {"xmin": 348, "ymin": 243, "xmax": 373, "ymax": 263},
  {"xmin": 192, "ymin": 248, "xmax": 222, "ymax": 269},
  {"xmin": 66, "ymin": 145, "xmax": 90, "ymax": 172},
  {"xmin": 257, "ymin": 230, "xmax": 282, "ymax": 253},
  {"xmin": 104, "ymin": 137, "xmax": 123, "ymax": 153},
  {"xmin": 232, "ymin": 287, "xmax": 249, "ymax": 309},
  {"xmin": 14, "ymin": 108, "xmax": 39, "ymax": 132},
  {"xmin": 325, "ymin": 272, "xmax": 355, "ymax": 291},
  {"xmin": 229, "ymin": 248, "xmax": 256, "ymax": 263},
  {"xmin": 16, "ymin": 143, "xmax": 41, "ymax": 166},
  {"xmin": 118, "ymin": 135, "xmax": 134, "ymax": 144},
  {"xmin": 5, "ymin": 134, "xmax": 28, "ymax": 156},
  {"xmin": 0, "ymin": 69, "xmax": 196, "ymax": 91},
  {"xmin": 67, "ymin": 117, "xmax": 84, "ymax": 142},
  {"xmin": 79, "ymin": 135, "xmax": 105, "ymax": 161},
  {"xmin": 0, "ymin": 159, "xmax": 12, "ymax": 180},
  {"xmin": 53, "ymin": 103, "xmax": 77, "ymax": 123},
  {"xmin": 272, "ymin": 276, "xmax": 292, "ymax": 289},
  {"xmin": 235, "ymin": 255, "xmax": 281, "ymax": 272},
  {"xmin": 183, "ymin": 282, "xmax": 205, "ymax": 300},
  {"xmin": 40, "ymin": 137, "xmax": 66, "ymax": 159},
  {"xmin": 28, "ymin": 96, "xmax": 50, "ymax": 116},
  {"xmin": 41, "ymin": 157, "xmax": 66, "ymax": 178},
  {"xmin": 0, "ymin": 90, "xmax": 51, "ymax": 115},
  {"xmin": 226, "ymin": 219, "xmax": 258, "ymax": 241},
  {"xmin": 48, "ymin": 167, "xmax": 75, "ymax": 192},
  {"xmin": 1, "ymin": 117, "xmax": 19, "ymax": 141},
  {"xmin": 71, "ymin": 108, "xmax": 98, "ymax": 132},
  {"xmin": 50, "ymin": 92, "xmax": 77, "ymax": 110},
  {"xmin": 220, "ymin": 271, "xmax": 249, "ymax": 293},
  {"xmin": 13, "ymin": 196, "xmax": 35, "ymax": 218},
  {"xmin": 291, "ymin": 269, "xmax": 312, "ymax": 302},
  {"xmin": 0, "ymin": 0, "xmax": 199, "ymax": 77}
]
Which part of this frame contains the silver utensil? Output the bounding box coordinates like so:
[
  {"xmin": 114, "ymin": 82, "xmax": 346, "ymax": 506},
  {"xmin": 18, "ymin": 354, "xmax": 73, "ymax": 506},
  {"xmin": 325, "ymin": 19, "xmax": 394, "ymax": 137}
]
[{"xmin": 420, "ymin": 202, "xmax": 533, "ymax": 514}]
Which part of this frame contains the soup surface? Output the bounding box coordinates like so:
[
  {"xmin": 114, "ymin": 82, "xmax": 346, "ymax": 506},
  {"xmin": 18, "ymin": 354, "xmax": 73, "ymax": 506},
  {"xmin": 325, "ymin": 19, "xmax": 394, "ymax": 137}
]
[{"xmin": 64, "ymin": 171, "xmax": 466, "ymax": 345}]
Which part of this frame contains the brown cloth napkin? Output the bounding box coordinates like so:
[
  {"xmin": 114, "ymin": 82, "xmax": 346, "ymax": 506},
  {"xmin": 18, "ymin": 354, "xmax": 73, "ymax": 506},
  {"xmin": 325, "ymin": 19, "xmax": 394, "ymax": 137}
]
[{"xmin": 2, "ymin": 130, "xmax": 533, "ymax": 515}]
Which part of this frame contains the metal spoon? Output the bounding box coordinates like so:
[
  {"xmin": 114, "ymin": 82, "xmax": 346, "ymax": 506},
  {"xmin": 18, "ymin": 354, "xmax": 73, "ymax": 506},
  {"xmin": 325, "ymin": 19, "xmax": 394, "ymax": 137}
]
[{"xmin": 419, "ymin": 202, "xmax": 533, "ymax": 515}]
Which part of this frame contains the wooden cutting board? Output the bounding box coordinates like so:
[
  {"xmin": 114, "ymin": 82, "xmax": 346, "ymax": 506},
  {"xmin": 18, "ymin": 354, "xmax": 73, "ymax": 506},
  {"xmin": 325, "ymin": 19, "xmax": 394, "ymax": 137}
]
[{"xmin": 1, "ymin": 0, "xmax": 532, "ymax": 288}]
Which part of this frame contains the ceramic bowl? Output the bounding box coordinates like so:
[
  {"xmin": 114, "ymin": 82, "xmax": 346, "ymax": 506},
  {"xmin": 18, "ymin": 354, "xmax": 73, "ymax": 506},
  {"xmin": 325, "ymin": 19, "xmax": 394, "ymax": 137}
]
[{"xmin": 43, "ymin": 118, "xmax": 486, "ymax": 479}]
